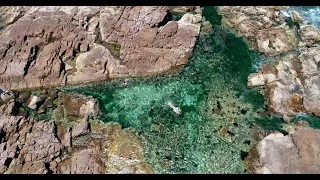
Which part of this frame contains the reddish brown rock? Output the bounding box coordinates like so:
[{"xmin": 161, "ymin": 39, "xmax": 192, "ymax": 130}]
[
  {"xmin": 71, "ymin": 116, "xmax": 90, "ymax": 138},
  {"xmin": 0, "ymin": 114, "xmax": 63, "ymax": 174},
  {"xmin": 0, "ymin": 6, "xmax": 201, "ymax": 91},
  {"xmin": 298, "ymin": 45, "xmax": 320, "ymax": 116}
]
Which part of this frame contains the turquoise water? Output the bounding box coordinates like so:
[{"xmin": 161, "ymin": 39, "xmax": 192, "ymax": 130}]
[{"xmin": 64, "ymin": 7, "xmax": 272, "ymax": 173}]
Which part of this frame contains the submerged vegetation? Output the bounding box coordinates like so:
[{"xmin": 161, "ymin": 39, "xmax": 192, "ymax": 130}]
[{"xmin": 63, "ymin": 6, "xmax": 280, "ymax": 173}]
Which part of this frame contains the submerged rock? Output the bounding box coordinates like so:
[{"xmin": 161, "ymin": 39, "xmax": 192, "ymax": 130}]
[{"xmin": 58, "ymin": 121, "xmax": 153, "ymax": 174}]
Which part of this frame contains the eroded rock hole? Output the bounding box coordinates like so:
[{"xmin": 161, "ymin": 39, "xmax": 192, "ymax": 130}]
[
  {"xmin": 240, "ymin": 150, "xmax": 248, "ymax": 160},
  {"xmin": 157, "ymin": 11, "xmax": 172, "ymax": 27},
  {"xmin": 44, "ymin": 162, "xmax": 53, "ymax": 174},
  {"xmin": 0, "ymin": 129, "xmax": 6, "ymax": 143},
  {"xmin": 4, "ymin": 158, "xmax": 12, "ymax": 167}
]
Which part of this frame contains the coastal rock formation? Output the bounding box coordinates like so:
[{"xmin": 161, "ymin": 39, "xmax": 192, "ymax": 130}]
[
  {"xmin": 248, "ymin": 54, "xmax": 305, "ymax": 118},
  {"xmin": 0, "ymin": 114, "xmax": 62, "ymax": 174},
  {"xmin": 0, "ymin": 6, "xmax": 201, "ymax": 91},
  {"xmin": 0, "ymin": 93, "xmax": 153, "ymax": 174},
  {"xmin": 217, "ymin": 6, "xmax": 297, "ymax": 55},
  {"xmin": 298, "ymin": 25, "xmax": 320, "ymax": 46},
  {"xmin": 299, "ymin": 45, "xmax": 320, "ymax": 116},
  {"xmin": 251, "ymin": 127, "xmax": 320, "ymax": 174},
  {"xmin": 217, "ymin": 7, "xmax": 320, "ymax": 118},
  {"xmin": 58, "ymin": 122, "xmax": 153, "ymax": 174}
]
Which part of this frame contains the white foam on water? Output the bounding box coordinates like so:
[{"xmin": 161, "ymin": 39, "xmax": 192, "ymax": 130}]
[
  {"xmin": 295, "ymin": 112, "xmax": 311, "ymax": 119},
  {"xmin": 282, "ymin": 6, "xmax": 320, "ymax": 28}
]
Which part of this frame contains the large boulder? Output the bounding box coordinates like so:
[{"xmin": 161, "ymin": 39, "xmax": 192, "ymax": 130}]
[
  {"xmin": 248, "ymin": 54, "xmax": 305, "ymax": 119},
  {"xmin": 57, "ymin": 122, "xmax": 153, "ymax": 174},
  {"xmin": 251, "ymin": 127, "xmax": 320, "ymax": 174},
  {"xmin": 299, "ymin": 45, "xmax": 320, "ymax": 116},
  {"xmin": 0, "ymin": 6, "xmax": 201, "ymax": 91}
]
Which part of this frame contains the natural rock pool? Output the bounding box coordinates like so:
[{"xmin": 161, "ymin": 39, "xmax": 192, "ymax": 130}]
[
  {"xmin": 62, "ymin": 7, "xmax": 320, "ymax": 173},
  {"xmin": 62, "ymin": 7, "xmax": 270, "ymax": 173}
]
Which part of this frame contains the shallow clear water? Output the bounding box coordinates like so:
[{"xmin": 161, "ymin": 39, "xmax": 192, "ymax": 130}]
[{"xmin": 64, "ymin": 7, "xmax": 277, "ymax": 173}]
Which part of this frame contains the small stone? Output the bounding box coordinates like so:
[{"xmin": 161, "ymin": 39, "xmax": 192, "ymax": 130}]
[
  {"xmin": 291, "ymin": 10, "xmax": 303, "ymax": 23},
  {"xmin": 27, "ymin": 95, "xmax": 41, "ymax": 109},
  {"xmin": 37, "ymin": 105, "xmax": 46, "ymax": 114},
  {"xmin": 283, "ymin": 114, "xmax": 291, "ymax": 124}
]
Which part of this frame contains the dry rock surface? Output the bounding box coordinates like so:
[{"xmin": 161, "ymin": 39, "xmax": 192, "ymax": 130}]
[
  {"xmin": 218, "ymin": 6, "xmax": 320, "ymax": 119},
  {"xmin": 0, "ymin": 92, "xmax": 153, "ymax": 174},
  {"xmin": 0, "ymin": 6, "xmax": 201, "ymax": 91},
  {"xmin": 218, "ymin": 6, "xmax": 320, "ymax": 174},
  {"xmin": 251, "ymin": 127, "xmax": 320, "ymax": 174}
]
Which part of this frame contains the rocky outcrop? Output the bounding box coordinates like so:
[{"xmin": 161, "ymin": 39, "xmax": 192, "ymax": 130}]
[
  {"xmin": 217, "ymin": 7, "xmax": 320, "ymax": 119},
  {"xmin": 53, "ymin": 92, "xmax": 98, "ymax": 122},
  {"xmin": 217, "ymin": 6, "xmax": 298, "ymax": 56},
  {"xmin": 0, "ymin": 114, "xmax": 62, "ymax": 174},
  {"xmin": 0, "ymin": 94, "xmax": 153, "ymax": 174},
  {"xmin": 299, "ymin": 45, "xmax": 320, "ymax": 116},
  {"xmin": 0, "ymin": 6, "xmax": 201, "ymax": 91},
  {"xmin": 248, "ymin": 54, "xmax": 305, "ymax": 119},
  {"xmin": 251, "ymin": 127, "xmax": 320, "ymax": 174},
  {"xmin": 247, "ymin": 40, "xmax": 320, "ymax": 119},
  {"xmin": 298, "ymin": 25, "xmax": 320, "ymax": 47},
  {"xmin": 58, "ymin": 122, "xmax": 153, "ymax": 174}
]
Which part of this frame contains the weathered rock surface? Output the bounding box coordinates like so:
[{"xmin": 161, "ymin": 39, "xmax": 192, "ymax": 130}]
[
  {"xmin": 58, "ymin": 122, "xmax": 153, "ymax": 174},
  {"xmin": 0, "ymin": 114, "xmax": 62, "ymax": 174},
  {"xmin": 0, "ymin": 6, "xmax": 201, "ymax": 91},
  {"xmin": 255, "ymin": 27, "xmax": 298, "ymax": 56},
  {"xmin": 251, "ymin": 127, "xmax": 320, "ymax": 174},
  {"xmin": 0, "ymin": 96, "xmax": 153, "ymax": 174},
  {"xmin": 298, "ymin": 25, "xmax": 320, "ymax": 47},
  {"xmin": 248, "ymin": 55, "xmax": 305, "ymax": 118},
  {"xmin": 218, "ymin": 6, "xmax": 320, "ymax": 118},
  {"xmin": 53, "ymin": 92, "xmax": 98, "ymax": 122},
  {"xmin": 217, "ymin": 6, "xmax": 298, "ymax": 56},
  {"xmin": 299, "ymin": 45, "xmax": 320, "ymax": 116}
]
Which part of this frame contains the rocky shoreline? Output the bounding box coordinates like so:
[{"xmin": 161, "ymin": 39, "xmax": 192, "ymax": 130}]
[
  {"xmin": 217, "ymin": 6, "xmax": 320, "ymax": 173},
  {"xmin": 0, "ymin": 6, "xmax": 201, "ymax": 91},
  {"xmin": 0, "ymin": 6, "xmax": 203, "ymax": 174},
  {"xmin": 2, "ymin": 6, "xmax": 320, "ymax": 174}
]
